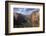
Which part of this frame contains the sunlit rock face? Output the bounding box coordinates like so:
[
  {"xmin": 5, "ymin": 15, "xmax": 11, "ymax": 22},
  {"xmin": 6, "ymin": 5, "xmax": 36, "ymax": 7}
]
[
  {"xmin": 13, "ymin": 8, "xmax": 40, "ymax": 28},
  {"xmin": 31, "ymin": 12, "xmax": 39, "ymax": 27}
]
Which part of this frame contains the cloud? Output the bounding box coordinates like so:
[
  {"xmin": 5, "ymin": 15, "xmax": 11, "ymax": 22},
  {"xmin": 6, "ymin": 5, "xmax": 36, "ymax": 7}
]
[{"xmin": 14, "ymin": 8, "xmax": 39, "ymax": 15}]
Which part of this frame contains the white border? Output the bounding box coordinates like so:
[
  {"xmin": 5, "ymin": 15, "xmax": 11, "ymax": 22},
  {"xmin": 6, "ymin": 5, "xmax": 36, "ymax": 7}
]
[{"xmin": 8, "ymin": 3, "xmax": 43, "ymax": 33}]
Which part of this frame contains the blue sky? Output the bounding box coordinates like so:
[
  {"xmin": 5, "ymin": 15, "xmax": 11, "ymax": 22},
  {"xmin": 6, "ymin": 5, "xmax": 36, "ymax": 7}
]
[{"xmin": 13, "ymin": 8, "xmax": 39, "ymax": 15}]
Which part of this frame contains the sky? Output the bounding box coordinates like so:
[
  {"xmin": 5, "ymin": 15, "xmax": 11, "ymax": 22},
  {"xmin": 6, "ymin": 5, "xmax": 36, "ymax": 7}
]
[{"xmin": 13, "ymin": 8, "xmax": 39, "ymax": 15}]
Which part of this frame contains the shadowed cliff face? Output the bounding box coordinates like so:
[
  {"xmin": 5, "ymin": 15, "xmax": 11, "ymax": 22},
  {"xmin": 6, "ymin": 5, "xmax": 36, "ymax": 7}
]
[{"xmin": 14, "ymin": 13, "xmax": 32, "ymax": 28}]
